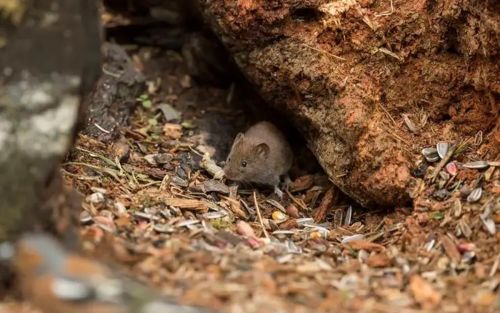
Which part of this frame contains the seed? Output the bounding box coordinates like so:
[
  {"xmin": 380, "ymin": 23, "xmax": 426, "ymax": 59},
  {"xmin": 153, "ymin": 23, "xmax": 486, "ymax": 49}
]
[
  {"xmin": 466, "ymin": 187, "xmax": 482, "ymax": 203},
  {"xmin": 309, "ymin": 231, "xmax": 322, "ymax": 239},
  {"xmin": 402, "ymin": 114, "xmax": 418, "ymax": 133},
  {"xmin": 79, "ymin": 211, "xmax": 93, "ymax": 225},
  {"xmin": 272, "ymin": 211, "xmax": 287, "ymax": 222},
  {"xmin": 445, "ymin": 162, "xmax": 458, "ymax": 176},
  {"xmin": 462, "ymin": 161, "xmax": 489, "ymax": 170},
  {"xmin": 480, "ymin": 216, "xmax": 496, "ymax": 235},
  {"xmin": 422, "ymin": 147, "xmax": 437, "ymax": 157},
  {"xmin": 154, "ymin": 224, "xmax": 175, "ymax": 233},
  {"xmin": 436, "ymin": 142, "xmax": 449, "ymax": 159},
  {"xmin": 426, "ymin": 155, "xmax": 440, "ymax": 162}
]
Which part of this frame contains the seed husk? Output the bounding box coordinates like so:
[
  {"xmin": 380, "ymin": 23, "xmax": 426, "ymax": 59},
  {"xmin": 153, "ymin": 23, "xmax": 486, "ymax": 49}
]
[
  {"xmin": 466, "ymin": 187, "xmax": 482, "ymax": 203},
  {"xmin": 422, "ymin": 147, "xmax": 439, "ymax": 162},
  {"xmin": 462, "ymin": 161, "xmax": 489, "ymax": 170},
  {"xmin": 80, "ymin": 211, "xmax": 93, "ymax": 225},
  {"xmin": 422, "ymin": 147, "xmax": 437, "ymax": 157},
  {"xmin": 436, "ymin": 142, "xmax": 449, "ymax": 159},
  {"xmin": 445, "ymin": 162, "xmax": 458, "ymax": 176}
]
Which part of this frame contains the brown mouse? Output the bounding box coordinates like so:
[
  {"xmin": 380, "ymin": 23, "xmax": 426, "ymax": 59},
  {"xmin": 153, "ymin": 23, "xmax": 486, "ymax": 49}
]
[{"xmin": 223, "ymin": 121, "xmax": 293, "ymax": 196}]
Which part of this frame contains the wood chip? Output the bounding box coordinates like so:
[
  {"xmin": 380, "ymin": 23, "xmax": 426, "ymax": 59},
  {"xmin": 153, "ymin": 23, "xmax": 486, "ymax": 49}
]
[
  {"xmin": 344, "ymin": 240, "xmax": 385, "ymax": 252},
  {"xmin": 409, "ymin": 275, "xmax": 442, "ymax": 309},
  {"xmin": 164, "ymin": 198, "xmax": 209, "ymax": 212},
  {"xmin": 312, "ymin": 186, "xmax": 336, "ymax": 223},
  {"xmin": 440, "ymin": 235, "xmax": 461, "ymax": 264}
]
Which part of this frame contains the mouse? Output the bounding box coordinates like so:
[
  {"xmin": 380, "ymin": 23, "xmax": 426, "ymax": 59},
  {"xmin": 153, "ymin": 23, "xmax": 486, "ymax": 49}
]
[{"xmin": 223, "ymin": 121, "xmax": 293, "ymax": 197}]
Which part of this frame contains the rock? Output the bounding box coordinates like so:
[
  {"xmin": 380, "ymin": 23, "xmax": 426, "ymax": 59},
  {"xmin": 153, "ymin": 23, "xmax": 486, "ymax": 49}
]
[
  {"xmin": 0, "ymin": 0, "xmax": 100, "ymax": 240},
  {"xmin": 198, "ymin": 0, "xmax": 499, "ymax": 207},
  {"xmin": 80, "ymin": 43, "xmax": 145, "ymax": 142}
]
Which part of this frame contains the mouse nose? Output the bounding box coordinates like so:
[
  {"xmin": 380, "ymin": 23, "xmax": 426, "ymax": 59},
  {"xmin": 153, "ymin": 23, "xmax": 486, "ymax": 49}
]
[{"xmin": 223, "ymin": 166, "xmax": 235, "ymax": 180}]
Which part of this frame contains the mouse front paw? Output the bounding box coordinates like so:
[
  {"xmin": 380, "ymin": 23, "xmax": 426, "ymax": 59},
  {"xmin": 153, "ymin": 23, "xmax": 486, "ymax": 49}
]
[{"xmin": 273, "ymin": 185, "xmax": 284, "ymax": 199}]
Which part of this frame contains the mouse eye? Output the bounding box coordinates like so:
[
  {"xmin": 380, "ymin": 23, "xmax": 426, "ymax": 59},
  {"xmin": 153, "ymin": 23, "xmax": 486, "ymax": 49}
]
[{"xmin": 241, "ymin": 161, "xmax": 247, "ymax": 167}]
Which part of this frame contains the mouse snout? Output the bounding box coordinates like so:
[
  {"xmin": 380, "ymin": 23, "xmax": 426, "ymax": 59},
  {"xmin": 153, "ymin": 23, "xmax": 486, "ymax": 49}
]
[
  {"xmin": 223, "ymin": 164, "xmax": 233, "ymax": 178},
  {"xmin": 223, "ymin": 165, "xmax": 239, "ymax": 181}
]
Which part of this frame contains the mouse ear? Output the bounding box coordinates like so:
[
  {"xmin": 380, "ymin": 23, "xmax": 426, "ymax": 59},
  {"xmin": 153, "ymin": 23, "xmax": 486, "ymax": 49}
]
[
  {"xmin": 230, "ymin": 132, "xmax": 244, "ymax": 150},
  {"xmin": 253, "ymin": 143, "xmax": 270, "ymax": 159},
  {"xmin": 233, "ymin": 132, "xmax": 244, "ymax": 144},
  {"xmin": 234, "ymin": 132, "xmax": 244, "ymax": 142}
]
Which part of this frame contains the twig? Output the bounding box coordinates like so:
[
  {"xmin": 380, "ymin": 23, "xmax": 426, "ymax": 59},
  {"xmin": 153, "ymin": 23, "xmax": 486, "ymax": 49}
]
[
  {"xmin": 301, "ymin": 43, "xmax": 346, "ymax": 61},
  {"xmin": 63, "ymin": 161, "xmax": 120, "ymax": 180},
  {"xmin": 375, "ymin": 0, "xmax": 394, "ymax": 17},
  {"xmin": 253, "ymin": 191, "xmax": 269, "ymax": 240},
  {"xmin": 430, "ymin": 144, "xmax": 456, "ymax": 182},
  {"xmin": 60, "ymin": 168, "xmax": 99, "ymax": 181},
  {"xmin": 285, "ymin": 189, "xmax": 309, "ymax": 211},
  {"xmin": 313, "ymin": 186, "xmax": 336, "ymax": 223},
  {"xmin": 75, "ymin": 147, "xmax": 118, "ymax": 168},
  {"xmin": 94, "ymin": 122, "xmax": 111, "ymax": 134},
  {"xmin": 377, "ymin": 103, "xmax": 398, "ymax": 126},
  {"xmin": 376, "ymin": 47, "xmax": 402, "ymax": 61}
]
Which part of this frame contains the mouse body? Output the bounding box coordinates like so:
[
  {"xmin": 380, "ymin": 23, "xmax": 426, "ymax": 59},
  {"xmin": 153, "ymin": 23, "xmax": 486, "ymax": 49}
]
[{"xmin": 223, "ymin": 121, "xmax": 293, "ymax": 190}]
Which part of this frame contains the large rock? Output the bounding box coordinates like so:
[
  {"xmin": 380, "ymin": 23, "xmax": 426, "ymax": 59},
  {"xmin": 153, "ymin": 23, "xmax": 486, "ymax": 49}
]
[
  {"xmin": 198, "ymin": 0, "xmax": 499, "ymax": 207},
  {"xmin": 0, "ymin": 0, "xmax": 101, "ymax": 240}
]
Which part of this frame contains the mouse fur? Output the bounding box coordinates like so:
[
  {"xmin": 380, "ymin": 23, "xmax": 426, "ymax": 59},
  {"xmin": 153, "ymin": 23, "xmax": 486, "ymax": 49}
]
[{"xmin": 223, "ymin": 121, "xmax": 293, "ymax": 187}]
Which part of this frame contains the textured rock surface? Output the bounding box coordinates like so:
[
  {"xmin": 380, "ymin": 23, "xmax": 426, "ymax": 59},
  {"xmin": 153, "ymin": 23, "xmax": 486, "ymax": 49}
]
[
  {"xmin": 0, "ymin": 0, "xmax": 100, "ymax": 240},
  {"xmin": 199, "ymin": 0, "xmax": 499, "ymax": 207}
]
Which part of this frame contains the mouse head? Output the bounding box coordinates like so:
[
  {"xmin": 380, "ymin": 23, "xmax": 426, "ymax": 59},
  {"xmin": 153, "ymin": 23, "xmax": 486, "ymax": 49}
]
[{"xmin": 223, "ymin": 132, "xmax": 270, "ymax": 182}]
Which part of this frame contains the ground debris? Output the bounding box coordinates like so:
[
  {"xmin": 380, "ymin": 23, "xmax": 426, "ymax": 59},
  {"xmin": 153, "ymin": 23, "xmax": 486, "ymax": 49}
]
[{"xmin": 58, "ymin": 36, "xmax": 500, "ymax": 313}]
